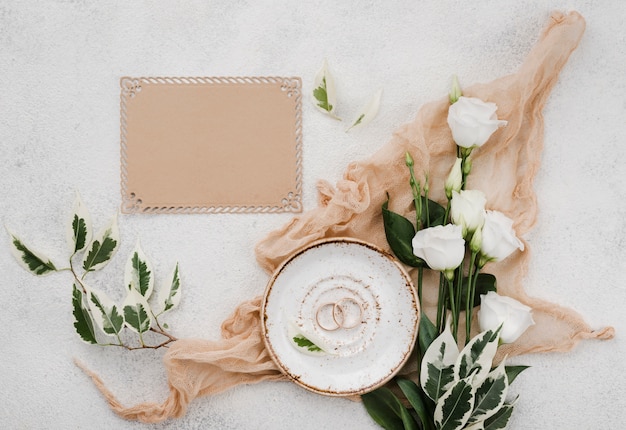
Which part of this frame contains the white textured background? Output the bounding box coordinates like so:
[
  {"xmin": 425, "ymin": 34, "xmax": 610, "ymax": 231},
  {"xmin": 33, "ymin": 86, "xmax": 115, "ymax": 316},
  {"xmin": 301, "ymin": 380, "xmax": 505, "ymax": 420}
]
[{"xmin": 1, "ymin": 1, "xmax": 625, "ymax": 429}]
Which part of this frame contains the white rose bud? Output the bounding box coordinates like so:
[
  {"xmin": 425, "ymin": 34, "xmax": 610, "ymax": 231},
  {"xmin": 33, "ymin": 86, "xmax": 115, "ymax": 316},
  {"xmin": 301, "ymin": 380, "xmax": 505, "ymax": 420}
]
[
  {"xmin": 447, "ymin": 96, "xmax": 508, "ymax": 148},
  {"xmin": 449, "ymin": 75, "xmax": 462, "ymax": 104},
  {"xmin": 480, "ymin": 210, "xmax": 524, "ymax": 263},
  {"xmin": 444, "ymin": 158, "xmax": 463, "ymax": 199},
  {"xmin": 450, "ymin": 190, "xmax": 486, "ymax": 235},
  {"xmin": 412, "ymin": 224, "xmax": 465, "ymax": 273},
  {"xmin": 478, "ymin": 291, "xmax": 535, "ymax": 344}
]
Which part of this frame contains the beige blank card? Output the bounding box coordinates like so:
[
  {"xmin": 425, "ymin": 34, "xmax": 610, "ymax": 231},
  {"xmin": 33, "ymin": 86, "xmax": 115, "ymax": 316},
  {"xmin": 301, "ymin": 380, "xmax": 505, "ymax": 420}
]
[{"xmin": 120, "ymin": 77, "xmax": 302, "ymax": 214}]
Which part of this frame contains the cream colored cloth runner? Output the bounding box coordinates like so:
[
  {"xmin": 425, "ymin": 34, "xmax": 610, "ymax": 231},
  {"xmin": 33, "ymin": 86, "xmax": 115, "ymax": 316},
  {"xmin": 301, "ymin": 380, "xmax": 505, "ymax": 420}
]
[{"xmin": 80, "ymin": 11, "xmax": 613, "ymax": 423}]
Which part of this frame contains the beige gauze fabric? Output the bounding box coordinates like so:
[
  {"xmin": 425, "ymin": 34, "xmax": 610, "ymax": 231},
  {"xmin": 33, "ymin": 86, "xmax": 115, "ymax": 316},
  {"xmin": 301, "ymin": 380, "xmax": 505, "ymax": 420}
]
[
  {"xmin": 80, "ymin": 11, "xmax": 613, "ymax": 423},
  {"xmin": 255, "ymin": 10, "xmax": 614, "ymax": 360}
]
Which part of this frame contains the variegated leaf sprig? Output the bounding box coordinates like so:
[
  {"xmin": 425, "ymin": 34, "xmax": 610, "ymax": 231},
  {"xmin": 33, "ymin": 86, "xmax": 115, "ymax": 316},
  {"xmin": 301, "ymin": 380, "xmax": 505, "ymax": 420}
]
[
  {"xmin": 363, "ymin": 321, "xmax": 528, "ymax": 430},
  {"xmin": 312, "ymin": 59, "xmax": 382, "ymax": 131},
  {"xmin": 8, "ymin": 193, "xmax": 181, "ymax": 350}
]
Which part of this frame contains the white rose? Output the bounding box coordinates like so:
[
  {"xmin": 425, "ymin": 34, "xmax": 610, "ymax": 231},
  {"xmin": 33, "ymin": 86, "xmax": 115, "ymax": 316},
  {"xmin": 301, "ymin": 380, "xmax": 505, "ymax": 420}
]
[
  {"xmin": 481, "ymin": 210, "xmax": 524, "ymax": 262},
  {"xmin": 447, "ymin": 96, "xmax": 508, "ymax": 148},
  {"xmin": 444, "ymin": 158, "xmax": 463, "ymax": 199},
  {"xmin": 478, "ymin": 291, "xmax": 535, "ymax": 344},
  {"xmin": 450, "ymin": 190, "xmax": 486, "ymax": 235},
  {"xmin": 412, "ymin": 224, "xmax": 465, "ymax": 273}
]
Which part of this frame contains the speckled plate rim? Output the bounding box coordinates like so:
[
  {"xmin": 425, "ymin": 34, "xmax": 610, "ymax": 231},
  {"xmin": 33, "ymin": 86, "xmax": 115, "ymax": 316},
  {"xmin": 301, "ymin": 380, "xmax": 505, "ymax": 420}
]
[{"xmin": 261, "ymin": 237, "xmax": 420, "ymax": 396}]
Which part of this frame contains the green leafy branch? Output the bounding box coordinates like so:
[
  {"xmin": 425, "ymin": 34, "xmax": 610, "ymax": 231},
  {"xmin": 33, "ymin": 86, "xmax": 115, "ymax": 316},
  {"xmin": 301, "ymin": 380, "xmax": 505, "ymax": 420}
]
[
  {"xmin": 363, "ymin": 324, "xmax": 529, "ymax": 430},
  {"xmin": 8, "ymin": 193, "xmax": 182, "ymax": 350}
]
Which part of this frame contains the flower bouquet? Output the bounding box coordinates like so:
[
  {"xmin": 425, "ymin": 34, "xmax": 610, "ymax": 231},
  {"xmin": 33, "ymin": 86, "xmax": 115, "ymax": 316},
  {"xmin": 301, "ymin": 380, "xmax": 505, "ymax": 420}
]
[{"xmin": 361, "ymin": 81, "xmax": 535, "ymax": 430}]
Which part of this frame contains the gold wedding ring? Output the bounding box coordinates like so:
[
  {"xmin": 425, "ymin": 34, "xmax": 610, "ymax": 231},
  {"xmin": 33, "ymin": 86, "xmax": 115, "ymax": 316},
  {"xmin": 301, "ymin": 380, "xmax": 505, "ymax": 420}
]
[{"xmin": 315, "ymin": 297, "xmax": 363, "ymax": 331}]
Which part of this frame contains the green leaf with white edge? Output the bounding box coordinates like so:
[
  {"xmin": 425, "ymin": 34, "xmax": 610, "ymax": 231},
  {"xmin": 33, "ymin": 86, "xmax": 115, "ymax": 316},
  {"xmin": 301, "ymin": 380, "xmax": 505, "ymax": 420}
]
[
  {"xmin": 122, "ymin": 288, "xmax": 153, "ymax": 334},
  {"xmin": 468, "ymin": 360, "xmax": 508, "ymax": 424},
  {"xmin": 158, "ymin": 263, "xmax": 181, "ymax": 314},
  {"xmin": 287, "ymin": 321, "xmax": 327, "ymax": 356},
  {"xmin": 292, "ymin": 334, "xmax": 323, "ymax": 352},
  {"xmin": 421, "ymin": 319, "xmax": 459, "ymax": 402},
  {"xmin": 82, "ymin": 215, "xmax": 119, "ymax": 272},
  {"xmin": 72, "ymin": 284, "xmax": 98, "ymax": 344},
  {"xmin": 382, "ymin": 198, "xmax": 425, "ymax": 268},
  {"xmin": 434, "ymin": 376, "xmax": 476, "ymax": 430},
  {"xmin": 483, "ymin": 403, "xmax": 514, "ymax": 430},
  {"xmin": 464, "ymin": 422, "xmax": 484, "ymax": 430},
  {"xmin": 312, "ymin": 59, "xmax": 340, "ymax": 119},
  {"xmin": 362, "ymin": 387, "xmax": 413, "ymax": 430},
  {"xmin": 7, "ymin": 229, "xmax": 57, "ymax": 276},
  {"xmin": 88, "ymin": 286, "xmax": 124, "ymax": 337},
  {"xmin": 124, "ymin": 240, "xmax": 154, "ymax": 298},
  {"xmin": 397, "ymin": 378, "xmax": 435, "ymax": 430},
  {"xmin": 66, "ymin": 192, "xmax": 92, "ymax": 254},
  {"xmin": 454, "ymin": 328, "xmax": 499, "ymax": 385},
  {"xmin": 346, "ymin": 88, "xmax": 382, "ymax": 131}
]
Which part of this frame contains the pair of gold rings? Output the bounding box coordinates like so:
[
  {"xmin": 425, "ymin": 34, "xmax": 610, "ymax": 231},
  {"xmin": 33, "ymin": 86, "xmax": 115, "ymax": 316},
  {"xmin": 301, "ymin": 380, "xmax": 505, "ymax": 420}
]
[{"xmin": 315, "ymin": 297, "xmax": 363, "ymax": 331}]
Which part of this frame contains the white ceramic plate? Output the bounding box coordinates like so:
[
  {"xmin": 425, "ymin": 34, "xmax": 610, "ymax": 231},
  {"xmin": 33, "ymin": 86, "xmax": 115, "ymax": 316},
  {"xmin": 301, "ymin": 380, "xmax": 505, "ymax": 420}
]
[{"xmin": 261, "ymin": 238, "xmax": 419, "ymax": 396}]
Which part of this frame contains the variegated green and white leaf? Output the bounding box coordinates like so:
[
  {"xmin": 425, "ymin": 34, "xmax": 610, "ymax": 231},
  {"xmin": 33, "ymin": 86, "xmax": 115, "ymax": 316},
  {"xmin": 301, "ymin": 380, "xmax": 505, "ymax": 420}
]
[
  {"xmin": 124, "ymin": 240, "xmax": 154, "ymax": 298},
  {"xmin": 346, "ymin": 88, "xmax": 382, "ymax": 132},
  {"xmin": 72, "ymin": 284, "xmax": 98, "ymax": 344},
  {"xmin": 66, "ymin": 192, "xmax": 92, "ymax": 254},
  {"xmin": 287, "ymin": 321, "xmax": 326, "ymax": 356},
  {"xmin": 158, "ymin": 263, "xmax": 181, "ymax": 314},
  {"xmin": 421, "ymin": 319, "xmax": 459, "ymax": 402},
  {"xmin": 434, "ymin": 376, "xmax": 475, "ymax": 430},
  {"xmin": 82, "ymin": 215, "xmax": 120, "ymax": 272},
  {"xmin": 7, "ymin": 228, "xmax": 57, "ymax": 276},
  {"xmin": 88, "ymin": 286, "xmax": 124, "ymax": 337},
  {"xmin": 312, "ymin": 59, "xmax": 340, "ymax": 119},
  {"xmin": 454, "ymin": 328, "xmax": 499, "ymax": 385},
  {"xmin": 465, "ymin": 422, "xmax": 485, "ymax": 430},
  {"xmin": 122, "ymin": 288, "xmax": 153, "ymax": 334},
  {"xmin": 468, "ymin": 360, "xmax": 509, "ymax": 425},
  {"xmin": 483, "ymin": 403, "xmax": 514, "ymax": 430}
]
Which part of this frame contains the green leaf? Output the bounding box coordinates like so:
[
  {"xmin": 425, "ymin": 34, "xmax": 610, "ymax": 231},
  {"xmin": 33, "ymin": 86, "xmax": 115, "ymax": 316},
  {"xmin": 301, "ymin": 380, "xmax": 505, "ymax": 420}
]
[
  {"xmin": 421, "ymin": 320, "xmax": 459, "ymax": 402},
  {"xmin": 89, "ymin": 288, "xmax": 124, "ymax": 336},
  {"xmin": 434, "ymin": 377, "xmax": 475, "ymax": 430},
  {"xmin": 82, "ymin": 216, "xmax": 119, "ymax": 272},
  {"xmin": 159, "ymin": 263, "xmax": 181, "ymax": 313},
  {"xmin": 362, "ymin": 387, "xmax": 414, "ymax": 430},
  {"xmin": 421, "ymin": 197, "xmax": 446, "ymax": 228},
  {"xmin": 505, "ymin": 365, "xmax": 529, "ymax": 385},
  {"xmin": 313, "ymin": 79, "xmax": 332, "ymax": 112},
  {"xmin": 72, "ymin": 284, "xmax": 97, "ymax": 344},
  {"xmin": 292, "ymin": 334, "xmax": 322, "ymax": 352},
  {"xmin": 124, "ymin": 240, "xmax": 153, "ymax": 298},
  {"xmin": 454, "ymin": 328, "xmax": 499, "ymax": 384},
  {"xmin": 483, "ymin": 403, "xmax": 514, "ymax": 430},
  {"xmin": 8, "ymin": 230, "xmax": 57, "ymax": 276},
  {"xmin": 468, "ymin": 361, "xmax": 508, "ymax": 424},
  {"xmin": 418, "ymin": 314, "xmax": 438, "ymax": 357},
  {"xmin": 382, "ymin": 198, "xmax": 424, "ymax": 267},
  {"xmin": 312, "ymin": 59, "xmax": 339, "ymax": 119},
  {"xmin": 122, "ymin": 289, "xmax": 153, "ymax": 334},
  {"xmin": 397, "ymin": 378, "xmax": 435, "ymax": 430},
  {"xmin": 446, "ymin": 274, "xmax": 497, "ymax": 310},
  {"xmin": 66, "ymin": 192, "xmax": 92, "ymax": 254},
  {"xmin": 346, "ymin": 88, "xmax": 382, "ymax": 132}
]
